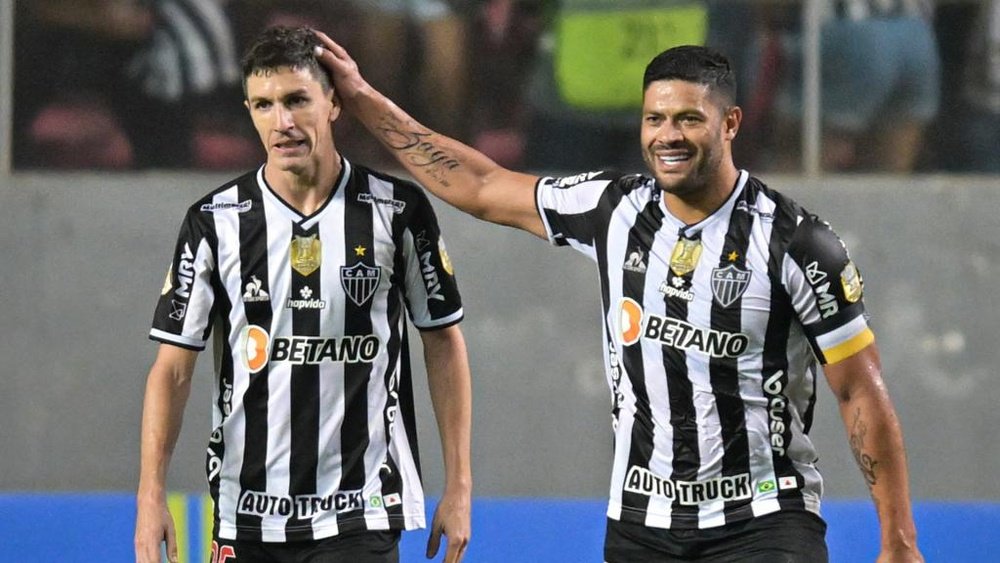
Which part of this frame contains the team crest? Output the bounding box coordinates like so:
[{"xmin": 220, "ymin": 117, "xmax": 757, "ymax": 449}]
[
  {"xmin": 670, "ymin": 238, "xmax": 702, "ymax": 276},
  {"xmin": 291, "ymin": 235, "xmax": 322, "ymax": 276},
  {"xmin": 341, "ymin": 262, "xmax": 382, "ymax": 307},
  {"xmin": 711, "ymin": 264, "xmax": 752, "ymax": 308}
]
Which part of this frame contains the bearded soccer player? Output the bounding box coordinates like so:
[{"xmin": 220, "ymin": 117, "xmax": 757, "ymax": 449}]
[
  {"xmin": 314, "ymin": 34, "xmax": 922, "ymax": 562},
  {"xmin": 135, "ymin": 26, "xmax": 472, "ymax": 563}
]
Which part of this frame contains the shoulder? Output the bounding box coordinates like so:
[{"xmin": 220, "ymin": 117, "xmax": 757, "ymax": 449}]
[
  {"xmin": 741, "ymin": 175, "xmax": 807, "ymax": 221},
  {"xmin": 349, "ymin": 162, "xmax": 438, "ymax": 220},
  {"xmin": 540, "ymin": 169, "xmax": 644, "ymax": 191},
  {"xmin": 187, "ymin": 168, "xmax": 260, "ymax": 216}
]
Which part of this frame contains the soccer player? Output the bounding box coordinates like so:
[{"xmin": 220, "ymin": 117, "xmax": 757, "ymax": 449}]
[
  {"xmin": 135, "ymin": 26, "xmax": 471, "ymax": 563},
  {"xmin": 314, "ymin": 34, "xmax": 923, "ymax": 562}
]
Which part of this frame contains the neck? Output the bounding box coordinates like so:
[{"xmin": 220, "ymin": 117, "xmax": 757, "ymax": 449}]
[
  {"xmin": 662, "ymin": 163, "xmax": 740, "ymax": 225},
  {"xmin": 264, "ymin": 151, "xmax": 342, "ymax": 216}
]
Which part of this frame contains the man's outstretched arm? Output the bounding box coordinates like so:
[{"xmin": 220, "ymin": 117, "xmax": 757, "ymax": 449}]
[{"xmin": 313, "ymin": 31, "xmax": 546, "ymax": 239}]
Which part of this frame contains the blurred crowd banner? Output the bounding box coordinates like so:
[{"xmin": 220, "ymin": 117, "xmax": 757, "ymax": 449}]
[
  {"xmin": 4, "ymin": 0, "xmax": 997, "ymax": 175},
  {"xmin": 0, "ymin": 493, "xmax": 997, "ymax": 562}
]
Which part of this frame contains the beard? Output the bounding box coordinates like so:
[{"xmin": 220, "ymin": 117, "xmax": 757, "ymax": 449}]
[{"xmin": 647, "ymin": 141, "xmax": 724, "ymax": 198}]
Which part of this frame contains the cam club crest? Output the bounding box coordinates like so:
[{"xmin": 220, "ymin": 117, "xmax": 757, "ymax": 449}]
[
  {"xmin": 291, "ymin": 234, "xmax": 322, "ymax": 277},
  {"xmin": 341, "ymin": 262, "xmax": 382, "ymax": 307},
  {"xmin": 711, "ymin": 264, "xmax": 752, "ymax": 308}
]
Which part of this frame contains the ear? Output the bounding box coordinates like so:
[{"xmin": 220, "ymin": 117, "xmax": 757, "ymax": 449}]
[
  {"xmin": 244, "ymin": 99, "xmax": 251, "ymax": 113},
  {"xmin": 328, "ymin": 91, "xmax": 341, "ymax": 123},
  {"xmin": 723, "ymin": 106, "xmax": 742, "ymax": 141}
]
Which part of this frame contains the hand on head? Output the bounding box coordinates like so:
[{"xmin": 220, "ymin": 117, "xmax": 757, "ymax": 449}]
[{"xmin": 311, "ymin": 30, "xmax": 370, "ymax": 109}]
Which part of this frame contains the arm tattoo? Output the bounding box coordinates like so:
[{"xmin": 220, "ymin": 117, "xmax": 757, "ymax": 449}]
[
  {"xmin": 376, "ymin": 115, "xmax": 460, "ymax": 186},
  {"xmin": 849, "ymin": 407, "xmax": 879, "ymax": 488}
]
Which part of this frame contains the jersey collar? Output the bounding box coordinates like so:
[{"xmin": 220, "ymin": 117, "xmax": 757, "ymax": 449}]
[
  {"xmin": 659, "ymin": 169, "xmax": 749, "ymax": 238},
  {"xmin": 256, "ymin": 156, "xmax": 352, "ymax": 228}
]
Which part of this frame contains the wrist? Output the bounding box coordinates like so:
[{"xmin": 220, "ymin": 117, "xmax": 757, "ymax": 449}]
[
  {"xmin": 443, "ymin": 476, "xmax": 473, "ymax": 495},
  {"xmin": 136, "ymin": 481, "xmax": 167, "ymax": 505}
]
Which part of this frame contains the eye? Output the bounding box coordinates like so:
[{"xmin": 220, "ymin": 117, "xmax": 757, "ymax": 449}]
[
  {"xmin": 253, "ymin": 100, "xmax": 271, "ymax": 110},
  {"xmin": 645, "ymin": 115, "xmax": 663, "ymax": 125}
]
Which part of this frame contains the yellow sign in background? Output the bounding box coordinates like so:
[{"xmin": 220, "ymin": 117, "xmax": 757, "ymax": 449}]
[{"xmin": 554, "ymin": 5, "xmax": 708, "ymax": 110}]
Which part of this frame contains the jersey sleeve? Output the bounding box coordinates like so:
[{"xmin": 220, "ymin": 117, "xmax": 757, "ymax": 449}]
[
  {"xmin": 400, "ymin": 189, "xmax": 463, "ymax": 330},
  {"xmin": 535, "ymin": 170, "xmax": 618, "ymax": 260},
  {"xmin": 782, "ymin": 214, "xmax": 872, "ymax": 365},
  {"xmin": 149, "ymin": 207, "xmax": 217, "ymax": 350}
]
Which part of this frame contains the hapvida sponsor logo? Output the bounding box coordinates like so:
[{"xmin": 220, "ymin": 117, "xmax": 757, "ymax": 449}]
[{"xmin": 286, "ymin": 285, "xmax": 326, "ymax": 310}]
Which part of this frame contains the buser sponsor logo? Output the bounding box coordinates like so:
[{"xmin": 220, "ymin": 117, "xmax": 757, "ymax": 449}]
[
  {"xmin": 763, "ymin": 370, "xmax": 789, "ymax": 456},
  {"xmin": 624, "ymin": 466, "xmax": 753, "ymax": 505}
]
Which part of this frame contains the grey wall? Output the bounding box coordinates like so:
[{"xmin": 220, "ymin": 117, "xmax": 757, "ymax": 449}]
[{"xmin": 1, "ymin": 172, "xmax": 998, "ymax": 501}]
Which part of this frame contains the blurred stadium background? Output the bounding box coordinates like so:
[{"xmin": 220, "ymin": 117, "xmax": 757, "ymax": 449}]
[{"xmin": 1, "ymin": 1, "xmax": 998, "ymax": 561}]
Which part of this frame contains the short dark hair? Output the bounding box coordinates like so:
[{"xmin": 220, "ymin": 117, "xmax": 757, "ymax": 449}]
[
  {"xmin": 241, "ymin": 26, "xmax": 331, "ymax": 97},
  {"xmin": 642, "ymin": 45, "xmax": 736, "ymax": 107}
]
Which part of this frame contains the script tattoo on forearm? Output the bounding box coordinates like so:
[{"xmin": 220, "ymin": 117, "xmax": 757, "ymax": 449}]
[
  {"xmin": 849, "ymin": 408, "xmax": 879, "ymax": 488},
  {"xmin": 376, "ymin": 115, "xmax": 460, "ymax": 186}
]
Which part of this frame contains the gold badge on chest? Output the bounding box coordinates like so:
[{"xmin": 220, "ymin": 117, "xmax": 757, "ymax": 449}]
[
  {"xmin": 669, "ymin": 238, "xmax": 702, "ymax": 277},
  {"xmin": 291, "ymin": 234, "xmax": 322, "ymax": 277}
]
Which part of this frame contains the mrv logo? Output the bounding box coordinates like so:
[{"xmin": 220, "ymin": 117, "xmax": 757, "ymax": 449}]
[
  {"xmin": 237, "ymin": 490, "xmax": 365, "ymax": 519},
  {"xmin": 175, "ymin": 243, "xmax": 196, "ymax": 299},
  {"xmin": 415, "ymin": 231, "xmax": 446, "ymax": 301},
  {"xmin": 624, "ymin": 467, "xmax": 752, "ymax": 505}
]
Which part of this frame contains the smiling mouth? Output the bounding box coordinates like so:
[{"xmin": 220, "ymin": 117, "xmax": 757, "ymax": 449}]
[{"xmin": 659, "ymin": 154, "xmax": 691, "ymax": 164}]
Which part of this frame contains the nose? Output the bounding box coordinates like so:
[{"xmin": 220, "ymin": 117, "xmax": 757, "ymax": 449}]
[
  {"xmin": 273, "ymin": 105, "xmax": 294, "ymax": 131},
  {"xmin": 658, "ymin": 120, "xmax": 684, "ymax": 145}
]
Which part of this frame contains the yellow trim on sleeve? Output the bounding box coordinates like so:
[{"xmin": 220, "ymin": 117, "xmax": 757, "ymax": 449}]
[{"xmin": 823, "ymin": 328, "xmax": 875, "ymax": 365}]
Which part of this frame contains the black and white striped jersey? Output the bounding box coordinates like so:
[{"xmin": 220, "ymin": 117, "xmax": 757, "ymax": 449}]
[
  {"xmin": 150, "ymin": 158, "xmax": 463, "ymax": 542},
  {"xmin": 536, "ymin": 169, "xmax": 872, "ymax": 530}
]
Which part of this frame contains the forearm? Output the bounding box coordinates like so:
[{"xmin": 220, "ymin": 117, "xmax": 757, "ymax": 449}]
[
  {"xmin": 137, "ymin": 360, "xmax": 193, "ymax": 503},
  {"xmin": 350, "ymin": 84, "xmax": 505, "ymax": 219},
  {"xmin": 315, "ymin": 31, "xmax": 544, "ymax": 236},
  {"xmin": 423, "ymin": 329, "xmax": 473, "ymax": 492},
  {"xmin": 839, "ymin": 390, "xmax": 918, "ymax": 552}
]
